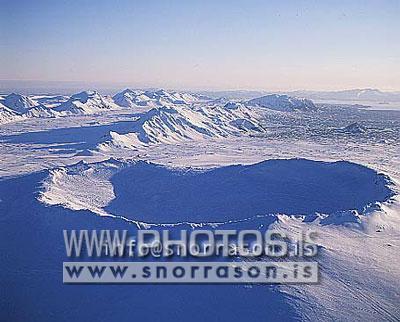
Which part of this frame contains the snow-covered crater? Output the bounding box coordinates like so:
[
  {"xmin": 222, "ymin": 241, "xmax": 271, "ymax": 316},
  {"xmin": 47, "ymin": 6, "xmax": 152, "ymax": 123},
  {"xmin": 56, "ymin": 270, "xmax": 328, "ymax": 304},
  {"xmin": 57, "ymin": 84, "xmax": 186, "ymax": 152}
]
[{"xmin": 39, "ymin": 158, "xmax": 395, "ymax": 226}]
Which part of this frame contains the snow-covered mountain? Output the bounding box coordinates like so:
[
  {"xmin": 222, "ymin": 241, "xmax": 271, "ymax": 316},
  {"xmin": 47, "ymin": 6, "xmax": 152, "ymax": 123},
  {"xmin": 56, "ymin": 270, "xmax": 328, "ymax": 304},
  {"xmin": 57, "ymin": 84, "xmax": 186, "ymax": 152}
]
[
  {"xmin": 247, "ymin": 94, "xmax": 316, "ymax": 111},
  {"xmin": 112, "ymin": 89, "xmax": 208, "ymax": 108},
  {"xmin": 223, "ymin": 101, "xmax": 245, "ymax": 109},
  {"xmin": 1, "ymin": 93, "xmax": 37, "ymax": 114},
  {"xmin": 54, "ymin": 90, "xmax": 118, "ymax": 114},
  {"xmin": 0, "ymin": 93, "xmax": 60, "ymax": 123},
  {"xmin": 112, "ymin": 89, "xmax": 150, "ymax": 108},
  {"xmin": 101, "ymin": 103, "xmax": 266, "ymax": 149},
  {"xmin": 24, "ymin": 104, "xmax": 58, "ymax": 118},
  {"xmin": 0, "ymin": 102, "xmax": 20, "ymax": 124}
]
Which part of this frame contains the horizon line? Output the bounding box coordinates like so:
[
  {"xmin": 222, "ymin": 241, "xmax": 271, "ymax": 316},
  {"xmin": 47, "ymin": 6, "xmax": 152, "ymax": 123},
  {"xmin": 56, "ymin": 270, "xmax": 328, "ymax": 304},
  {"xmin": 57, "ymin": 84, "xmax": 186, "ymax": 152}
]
[{"xmin": 0, "ymin": 79, "xmax": 399, "ymax": 94}]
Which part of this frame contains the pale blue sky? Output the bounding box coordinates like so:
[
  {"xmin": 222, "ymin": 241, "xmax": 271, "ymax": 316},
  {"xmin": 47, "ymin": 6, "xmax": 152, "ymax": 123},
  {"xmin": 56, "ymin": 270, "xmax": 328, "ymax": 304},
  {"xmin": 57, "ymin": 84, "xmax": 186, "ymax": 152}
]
[{"xmin": 1, "ymin": 0, "xmax": 399, "ymax": 90}]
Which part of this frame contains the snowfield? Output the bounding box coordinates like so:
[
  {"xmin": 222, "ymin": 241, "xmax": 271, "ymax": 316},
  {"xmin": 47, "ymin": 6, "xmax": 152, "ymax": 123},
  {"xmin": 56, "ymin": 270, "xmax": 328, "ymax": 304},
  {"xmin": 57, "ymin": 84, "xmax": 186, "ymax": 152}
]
[{"xmin": 1, "ymin": 89, "xmax": 400, "ymax": 321}]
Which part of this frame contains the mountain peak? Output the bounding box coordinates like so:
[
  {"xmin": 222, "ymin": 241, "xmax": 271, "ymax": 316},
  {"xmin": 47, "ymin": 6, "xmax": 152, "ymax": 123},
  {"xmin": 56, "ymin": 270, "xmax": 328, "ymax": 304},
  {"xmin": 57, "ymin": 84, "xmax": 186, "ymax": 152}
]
[
  {"xmin": 70, "ymin": 90, "xmax": 100, "ymax": 103},
  {"xmin": 54, "ymin": 90, "xmax": 117, "ymax": 114},
  {"xmin": 2, "ymin": 93, "xmax": 37, "ymax": 113}
]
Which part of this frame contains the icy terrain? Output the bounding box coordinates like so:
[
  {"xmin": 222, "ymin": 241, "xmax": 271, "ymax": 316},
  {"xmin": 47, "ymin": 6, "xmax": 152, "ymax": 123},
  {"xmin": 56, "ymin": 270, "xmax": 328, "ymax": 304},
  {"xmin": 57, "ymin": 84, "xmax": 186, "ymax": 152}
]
[{"xmin": 1, "ymin": 89, "xmax": 400, "ymax": 321}]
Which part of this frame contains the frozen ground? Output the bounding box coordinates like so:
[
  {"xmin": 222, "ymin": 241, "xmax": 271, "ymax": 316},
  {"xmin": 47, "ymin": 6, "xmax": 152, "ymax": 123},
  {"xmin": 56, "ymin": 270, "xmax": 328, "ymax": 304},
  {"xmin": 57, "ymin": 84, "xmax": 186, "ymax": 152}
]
[{"xmin": 1, "ymin": 90, "xmax": 399, "ymax": 321}]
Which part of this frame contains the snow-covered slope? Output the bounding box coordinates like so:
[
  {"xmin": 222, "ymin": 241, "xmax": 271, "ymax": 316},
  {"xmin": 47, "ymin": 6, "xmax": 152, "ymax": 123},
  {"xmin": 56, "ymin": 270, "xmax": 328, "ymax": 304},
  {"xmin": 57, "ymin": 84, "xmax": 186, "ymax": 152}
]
[
  {"xmin": 112, "ymin": 89, "xmax": 149, "ymax": 108},
  {"xmin": 54, "ymin": 90, "xmax": 118, "ymax": 114},
  {"xmin": 101, "ymin": 103, "xmax": 266, "ymax": 148},
  {"xmin": 39, "ymin": 159, "xmax": 126, "ymax": 216},
  {"xmin": 0, "ymin": 93, "xmax": 59, "ymax": 123},
  {"xmin": 1, "ymin": 93, "xmax": 37, "ymax": 114},
  {"xmin": 24, "ymin": 104, "xmax": 58, "ymax": 118},
  {"xmin": 113, "ymin": 89, "xmax": 207, "ymax": 108},
  {"xmin": 248, "ymin": 94, "xmax": 316, "ymax": 111},
  {"xmin": 0, "ymin": 102, "xmax": 20, "ymax": 124},
  {"xmin": 275, "ymin": 205, "xmax": 400, "ymax": 321}
]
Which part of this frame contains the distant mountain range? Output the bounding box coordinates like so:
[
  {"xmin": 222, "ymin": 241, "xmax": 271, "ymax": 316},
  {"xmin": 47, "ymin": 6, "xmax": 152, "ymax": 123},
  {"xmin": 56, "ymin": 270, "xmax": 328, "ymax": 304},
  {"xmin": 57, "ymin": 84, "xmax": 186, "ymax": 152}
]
[
  {"xmin": 288, "ymin": 89, "xmax": 400, "ymax": 103},
  {"xmin": 112, "ymin": 89, "xmax": 207, "ymax": 108},
  {"xmin": 0, "ymin": 89, "xmax": 319, "ymax": 124},
  {"xmin": 2, "ymin": 87, "xmax": 399, "ymax": 127},
  {"xmin": 203, "ymin": 88, "xmax": 400, "ymax": 103}
]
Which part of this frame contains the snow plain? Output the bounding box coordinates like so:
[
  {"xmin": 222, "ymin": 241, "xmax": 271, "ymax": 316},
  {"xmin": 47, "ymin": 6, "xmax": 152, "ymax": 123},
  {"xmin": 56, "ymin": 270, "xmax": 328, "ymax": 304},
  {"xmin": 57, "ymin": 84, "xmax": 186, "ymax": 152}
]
[{"xmin": 1, "ymin": 89, "xmax": 399, "ymax": 321}]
